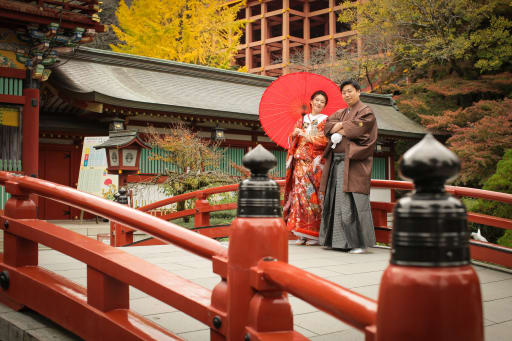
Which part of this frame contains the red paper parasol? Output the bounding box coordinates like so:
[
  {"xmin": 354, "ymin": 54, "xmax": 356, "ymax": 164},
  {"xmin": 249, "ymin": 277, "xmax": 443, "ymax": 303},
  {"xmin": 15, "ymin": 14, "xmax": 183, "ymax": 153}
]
[{"xmin": 259, "ymin": 72, "xmax": 347, "ymax": 149}]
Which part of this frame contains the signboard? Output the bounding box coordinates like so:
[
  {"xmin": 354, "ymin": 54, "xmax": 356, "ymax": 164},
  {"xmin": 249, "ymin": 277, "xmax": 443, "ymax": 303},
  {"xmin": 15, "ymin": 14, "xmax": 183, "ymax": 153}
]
[
  {"xmin": 0, "ymin": 106, "xmax": 19, "ymax": 127},
  {"xmin": 77, "ymin": 137, "xmax": 118, "ymax": 199}
]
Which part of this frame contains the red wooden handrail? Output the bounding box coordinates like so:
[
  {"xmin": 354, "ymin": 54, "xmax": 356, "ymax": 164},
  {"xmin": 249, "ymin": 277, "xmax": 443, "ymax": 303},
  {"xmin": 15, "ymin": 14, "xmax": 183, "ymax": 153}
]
[
  {"xmin": 370, "ymin": 179, "xmax": 415, "ymax": 191},
  {"xmin": 446, "ymin": 185, "xmax": 512, "ymax": 204},
  {"xmin": 371, "ymin": 179, "xmax": 512, "ymax": 205},
  {"xmin": 0, "ymin": 172, "xmax": 227, "ymax": 260},
  {"xmin": 257, "ymin": 259, "xmax": 377, "ymax": 333},
  {"xmin": 0, "ymin": 170, "xmax": 491, "ymax": 339}
]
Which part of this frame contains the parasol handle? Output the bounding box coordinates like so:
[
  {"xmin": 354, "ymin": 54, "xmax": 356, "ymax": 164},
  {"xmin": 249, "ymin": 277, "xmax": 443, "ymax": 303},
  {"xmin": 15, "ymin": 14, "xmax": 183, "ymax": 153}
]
[{"xmin": 300, "ymin": 103, "xmax": 308, "ymax": 129}]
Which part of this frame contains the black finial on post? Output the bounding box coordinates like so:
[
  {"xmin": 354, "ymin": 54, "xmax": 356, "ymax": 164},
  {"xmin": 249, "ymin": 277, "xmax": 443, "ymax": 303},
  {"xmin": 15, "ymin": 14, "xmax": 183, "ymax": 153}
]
[
  {"xmin": 114, "ymin": 187, "xmax": 129, "ymax": 205},
  {"xmin": 392, "ymin": 134, "xmax": 469, "ymax": 266},
  {"xmin": 400, "ymin": 134, "xmax": 460, "ymax": 193},
  {"xmin": 237, "ymin": 145, "xmax": 281, "ymax": 217}
]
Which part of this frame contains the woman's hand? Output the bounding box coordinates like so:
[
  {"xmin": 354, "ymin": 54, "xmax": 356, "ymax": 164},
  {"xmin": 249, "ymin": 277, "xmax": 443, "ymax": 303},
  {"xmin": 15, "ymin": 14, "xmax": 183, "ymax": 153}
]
[
  {"xmin": 299, "ymin": 131, "xmax": 312, "ymax": 142},
  {"xmin": 292, "ymin": 128, "xmax": 303, "ymax": 137}
]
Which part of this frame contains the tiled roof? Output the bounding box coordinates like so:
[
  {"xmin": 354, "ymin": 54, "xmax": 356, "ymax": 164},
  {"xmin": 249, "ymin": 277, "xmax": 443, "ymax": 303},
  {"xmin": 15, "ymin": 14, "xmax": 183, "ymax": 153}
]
[
  {"xmin": 51, "ymin": 47, "xmax": 426, "ymax": 138},
  {"xmin": 93, "ymin": 130, "xmax": 151, "ymax": 149},
  {"xmin": 51, "ymin": 47, "xmax": 273, "ymax": 121},
  {"xmin": 360, "ymin": 93, "xmax": 426, "ymax": 138}
]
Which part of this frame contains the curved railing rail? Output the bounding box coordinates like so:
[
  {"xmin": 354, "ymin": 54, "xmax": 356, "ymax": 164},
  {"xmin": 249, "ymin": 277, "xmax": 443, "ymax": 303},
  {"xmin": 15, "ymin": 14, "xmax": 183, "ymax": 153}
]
[
  {"xmin": 0, "ymin": 173, "xmax": 226, "ymax": 260},
  {"xmin": 257, "ymin": 259, "xmax": 377, "ymax": 333}
]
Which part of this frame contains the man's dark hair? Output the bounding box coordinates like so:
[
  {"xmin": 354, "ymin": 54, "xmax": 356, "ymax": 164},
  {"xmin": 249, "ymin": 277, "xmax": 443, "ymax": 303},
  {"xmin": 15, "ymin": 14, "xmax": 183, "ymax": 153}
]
[
  {"xmin": 340, "ymin": 79, "xmax": 361, "ymax": 92},
  {"xmin": 310, "ymin": 90, "xmax": 328, "ymax": 105}
]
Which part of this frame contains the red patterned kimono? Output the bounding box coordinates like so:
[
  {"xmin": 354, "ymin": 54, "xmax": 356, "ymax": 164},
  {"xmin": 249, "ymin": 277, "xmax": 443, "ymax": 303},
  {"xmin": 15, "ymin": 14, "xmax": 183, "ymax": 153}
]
[{"xmin": 283, "ymin": 114, "xmax": 328, "ymax": 239}]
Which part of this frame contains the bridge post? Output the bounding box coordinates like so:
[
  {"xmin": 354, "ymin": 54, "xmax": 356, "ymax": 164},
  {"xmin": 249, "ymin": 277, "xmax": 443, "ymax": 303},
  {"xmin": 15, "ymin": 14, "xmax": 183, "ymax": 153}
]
[
  {"xmin": 376, "ymin": 134, "xmax": 483, "ymax": 340},
  {"xmin": 194, "ymin": 194, "xmax": 211, "ymax": 228},
  {"xmin": 0, "ymin": 179, "xmax": 38, "ymax": 310},
  {"xmin": 224, "ymin": 145, "xmax": 292, "ymax": 340},
  {"xmin": 371, "ymin": 208, "xmax": 387, "ymax": 229},
  {"xmin": 110, "ymin": 187, "xmax": 132, "ymax": 246},
  {"xmin": 2, "ymin": 180, "xmax": 38, "ymax": 268},
  {"xmin": 87, "ymin": 266, "xmax": 129, "ymax": 312}
]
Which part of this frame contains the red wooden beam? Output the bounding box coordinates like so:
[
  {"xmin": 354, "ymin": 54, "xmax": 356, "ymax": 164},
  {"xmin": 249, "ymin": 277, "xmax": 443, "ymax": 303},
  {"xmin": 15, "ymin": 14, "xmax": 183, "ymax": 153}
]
[
  {"xmin": 370, "ymin": 179, "xmax": 414, "ymax": 191},
  {"xmin": 375, "ymin": 227, "xmax": 392, "ymax": 245},
  {"xmin": 468, "ymin": 212, "xmax": 512, "ymax": 230},
  {"xmin": 0, "ymin": 68, "xmax": 26, "ymax": 79},
  {"xmin": 370, "ymin": 201, "xmax": 395, "ymax": 212},
  {"xmin": 160, "ymin": 208, "xmax": 196, "ymax": 221},
  {"xmin": 125, "ymin": 237, "xmax": 166, "ymax": 247},
  {"xmin": 138, "ymin": 182, "xmax": 285, "ymax": 213},
  {"xmin": 470, "ymin": 241, "xmax": 512, "ymax": 269},
  {"xmin": 370, "ymin": 180, "xmax": 512, "ymax": 205},
  {"xmin": 193, "ymin": 225, "xmax": 231, "ymax": 239},
  {"xmin": 22, "ymin": 88, "xmax": 39, "ymax": 179},
  {"xmin": 203, "ymin": 203, "xmax": 238, "ymax": 213},
  {"xmin": 0, "ymin": 94, "xmax": 25, "ymax": 105},
  {"xmin": 0, "ymin": 0, "xmax": 105, "ymax": 31}
]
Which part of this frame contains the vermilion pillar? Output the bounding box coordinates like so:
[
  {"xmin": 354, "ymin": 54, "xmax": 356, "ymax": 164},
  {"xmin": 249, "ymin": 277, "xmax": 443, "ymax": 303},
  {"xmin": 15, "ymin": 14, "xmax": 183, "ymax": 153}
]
[
  {"xmin": 376, "ymin": 134, "xmax": 483, "ymax": 341},
  {"xmin": 22, "ymin": 84, "xmax": 40, "ymax": 179},
  {"xmin": 226, "ymin": 145, "xmax": 291, "ymax": 340}
]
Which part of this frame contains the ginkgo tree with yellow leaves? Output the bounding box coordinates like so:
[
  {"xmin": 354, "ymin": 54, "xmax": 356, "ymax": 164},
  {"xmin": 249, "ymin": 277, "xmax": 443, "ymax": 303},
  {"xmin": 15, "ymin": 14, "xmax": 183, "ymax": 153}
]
[{"xmin": 111, "ymin": 0, "xmax": 246, "ymax": 70}]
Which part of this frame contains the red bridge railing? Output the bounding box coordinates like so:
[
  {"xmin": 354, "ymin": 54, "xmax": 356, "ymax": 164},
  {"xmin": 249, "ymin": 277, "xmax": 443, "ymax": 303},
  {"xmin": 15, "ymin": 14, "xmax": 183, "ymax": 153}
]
[
  {"xmin": 370, "ymin": 180, "xmax": 512, "ymax": 268},
  {"xmin": 0, "ymin": 170, "xmax": 379, "ymax": 340},
  {"xmin": 119, "ymin": 180, "xmax": 512, "ymax": 268},
  {"xmin": 0, "ymin": 138, "xmax": 490, "ymax": 340}
]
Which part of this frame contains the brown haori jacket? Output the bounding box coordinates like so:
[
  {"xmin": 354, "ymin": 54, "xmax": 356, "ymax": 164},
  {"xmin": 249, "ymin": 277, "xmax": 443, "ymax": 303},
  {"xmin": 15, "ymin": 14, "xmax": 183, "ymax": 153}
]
[{"xmin": 319, "ymin": 101, "xmax": 378, "ymax": 195}]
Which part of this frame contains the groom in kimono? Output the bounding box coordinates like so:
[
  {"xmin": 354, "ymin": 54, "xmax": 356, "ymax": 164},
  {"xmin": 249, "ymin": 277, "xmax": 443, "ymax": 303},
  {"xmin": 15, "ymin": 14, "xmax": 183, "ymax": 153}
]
[{"xmin": 319, "ymin": 79, "xmax": 378, "ymax": 253}]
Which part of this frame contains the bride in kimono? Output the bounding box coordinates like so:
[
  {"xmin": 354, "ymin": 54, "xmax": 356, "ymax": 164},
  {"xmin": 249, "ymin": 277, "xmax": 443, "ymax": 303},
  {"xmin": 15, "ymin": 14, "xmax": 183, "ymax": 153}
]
[{"xmin": 283, "ymin": 90, "xmax": 329, "ymax": 245}]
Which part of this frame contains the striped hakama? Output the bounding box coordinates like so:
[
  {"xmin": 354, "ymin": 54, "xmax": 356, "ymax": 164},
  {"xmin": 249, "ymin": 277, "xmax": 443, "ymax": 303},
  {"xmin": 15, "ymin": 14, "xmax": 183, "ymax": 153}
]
[{"xmin": 319, "ymin": 153, "xmax": 376, "ymax": 249}]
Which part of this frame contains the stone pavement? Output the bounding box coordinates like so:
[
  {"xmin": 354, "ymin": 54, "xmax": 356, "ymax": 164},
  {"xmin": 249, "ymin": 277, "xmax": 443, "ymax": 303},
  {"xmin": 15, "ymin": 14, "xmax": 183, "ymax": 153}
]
[{"xmin": 0, "ymin": 221, "xmax": 511, "ymax": 340}]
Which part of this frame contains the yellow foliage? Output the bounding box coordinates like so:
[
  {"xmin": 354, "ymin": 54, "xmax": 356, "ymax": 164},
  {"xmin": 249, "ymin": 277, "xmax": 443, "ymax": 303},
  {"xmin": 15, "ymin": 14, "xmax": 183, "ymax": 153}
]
[{"xmin": 111, "ymin": 0, "xmax": 246, "ymax": 70}]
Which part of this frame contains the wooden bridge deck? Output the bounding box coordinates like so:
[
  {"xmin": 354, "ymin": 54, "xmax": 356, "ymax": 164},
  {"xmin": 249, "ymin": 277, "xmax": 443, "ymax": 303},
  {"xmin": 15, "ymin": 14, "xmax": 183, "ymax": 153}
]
[{"xmin": 0, "ymin": 222, "xmax": 511, "ymax": 340}]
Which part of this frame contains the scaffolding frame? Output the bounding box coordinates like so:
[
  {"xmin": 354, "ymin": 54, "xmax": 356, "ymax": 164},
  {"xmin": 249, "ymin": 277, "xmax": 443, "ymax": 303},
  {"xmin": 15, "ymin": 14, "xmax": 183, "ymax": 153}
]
[{"xmin": 236, "ymin": 0, "xmax": 357, "ymax": 76}]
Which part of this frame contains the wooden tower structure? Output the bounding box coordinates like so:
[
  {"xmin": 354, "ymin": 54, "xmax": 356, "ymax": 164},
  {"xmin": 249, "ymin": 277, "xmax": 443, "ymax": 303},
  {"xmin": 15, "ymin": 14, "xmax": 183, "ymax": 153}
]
[{"xmin": 236, "ymin": 0, "xmax": 355, "ymax": 76}]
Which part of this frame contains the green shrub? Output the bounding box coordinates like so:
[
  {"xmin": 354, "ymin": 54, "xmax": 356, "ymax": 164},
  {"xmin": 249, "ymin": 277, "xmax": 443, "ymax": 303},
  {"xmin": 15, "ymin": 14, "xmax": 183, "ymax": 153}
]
[
  {"xmin": 469, "ymin": 149, "xmax": 512, "ymax": 244},
  {"xmin": 498, "ymin": 230, "xmax": 512, "ymax": 248}
]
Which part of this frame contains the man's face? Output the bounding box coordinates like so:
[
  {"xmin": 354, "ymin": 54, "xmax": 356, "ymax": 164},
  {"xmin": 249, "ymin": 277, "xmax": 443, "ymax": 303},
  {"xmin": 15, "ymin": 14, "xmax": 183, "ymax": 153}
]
[{"xmin": 341, "ymin": 84, "xmax": 360, "ymax": 107}]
